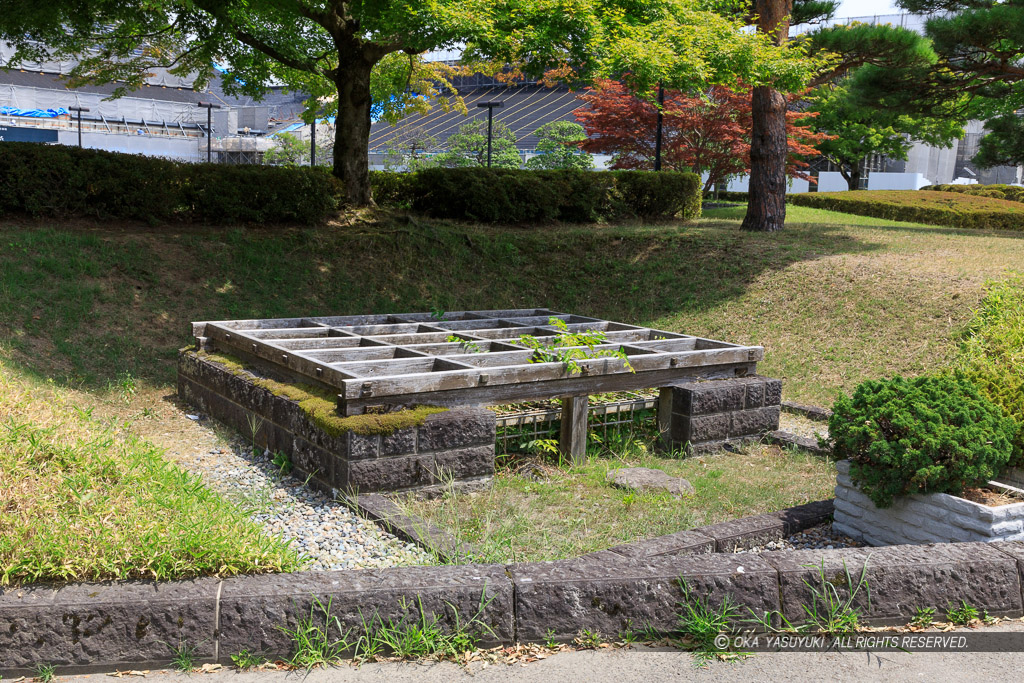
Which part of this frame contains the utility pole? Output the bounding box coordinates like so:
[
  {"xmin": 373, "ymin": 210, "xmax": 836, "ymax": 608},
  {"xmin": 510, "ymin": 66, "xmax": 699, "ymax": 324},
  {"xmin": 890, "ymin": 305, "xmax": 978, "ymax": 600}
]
[
  {"xmin": 197, "ymin": 101, "xmax": 219, "ymax": 163},
  {"xmin": 654, "ymin": 84, "xmax": 664, "ymax": 171},
  {"xmin": 476, "ymin": 101, "xmax": 505, "ymax": 167},
  {"xmin": 310, "ymin": 119, "xmax": 316, "ymax": 167},
  {"xmin": 68, "ymin": 105, "xmax": 89, "ymax": 148}
]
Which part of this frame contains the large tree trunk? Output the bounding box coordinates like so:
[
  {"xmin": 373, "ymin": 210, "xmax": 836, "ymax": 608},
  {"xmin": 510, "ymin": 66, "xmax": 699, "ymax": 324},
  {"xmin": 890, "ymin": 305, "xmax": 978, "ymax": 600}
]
[
  {"xmin": 742, "ymin": 86, "xmax": 789, "ymax": 232},
  {"xmin": 846, "ymin": 160, "xmax": 862, "ymax": 191},
  {"xmin": 742, "ymin": 0, "xmax": 793, "ymax": 232},
  {"xmin": 333, "ymin": 56, "xmax": 375, "ymax": 206}
]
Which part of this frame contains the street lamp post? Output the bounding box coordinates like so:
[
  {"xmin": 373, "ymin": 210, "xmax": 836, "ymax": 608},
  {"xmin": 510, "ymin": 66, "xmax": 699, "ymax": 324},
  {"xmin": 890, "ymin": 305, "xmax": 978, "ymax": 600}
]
[
  {"xmin": 476, "ymin": 101, "xmax": 505, "ymax": 167},
  {"xmin": 654, "ymin": 84, "xmax": 664, "ymax": 172},
  {"xmin": 310, "ymin": 119, "xmax": 316, "ymax": 167},
  {"xmin": 68, "ymin": 106, "xmax": 90, "ymax": 148},
  {"xmin": 197, "ymin": 101, "xmax": 219, "ymax": 163}
]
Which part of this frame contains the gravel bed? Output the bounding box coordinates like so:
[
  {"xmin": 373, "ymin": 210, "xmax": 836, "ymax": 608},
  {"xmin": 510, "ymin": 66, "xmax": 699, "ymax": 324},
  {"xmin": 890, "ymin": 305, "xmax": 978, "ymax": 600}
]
[
  {"xmin": 779, "ymin": 412, "xmax": 829, "ymax": 441},
  {"xmin": 736, "ymin": 522, "xmax": 863, "ymax": 553},
  {"xmin": 176, "ymin": 435, "xmax": 433, "ymax": 571}
]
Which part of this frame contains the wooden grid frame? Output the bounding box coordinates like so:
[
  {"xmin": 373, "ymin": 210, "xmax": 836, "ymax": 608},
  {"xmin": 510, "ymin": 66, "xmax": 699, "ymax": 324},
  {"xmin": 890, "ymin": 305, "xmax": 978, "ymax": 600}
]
[{"xmin": 193, "ymin": 309, "xmax": 763, "ymax": 416}]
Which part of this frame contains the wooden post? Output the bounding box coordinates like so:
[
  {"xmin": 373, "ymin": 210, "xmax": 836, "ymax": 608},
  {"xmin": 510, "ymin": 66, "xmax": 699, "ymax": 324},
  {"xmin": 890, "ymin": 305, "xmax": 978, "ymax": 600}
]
[
  {"xmin": 559, "ymin": 394, "xmax": 589, "ymax": 465},
  {"xmin": 657, "ymin": 386, "xmax": 674, "ymax": 451}
]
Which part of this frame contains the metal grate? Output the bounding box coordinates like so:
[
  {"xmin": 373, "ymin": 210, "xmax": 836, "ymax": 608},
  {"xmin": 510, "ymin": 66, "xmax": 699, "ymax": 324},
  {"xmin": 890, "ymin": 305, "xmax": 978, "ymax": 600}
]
[
  {"xmin": 193, "ymin": 309, "xmax": 762, "ymax": 416},
  {"xmin": 495, "ymin": 393, "xmax": 658, "ymax": 454}
]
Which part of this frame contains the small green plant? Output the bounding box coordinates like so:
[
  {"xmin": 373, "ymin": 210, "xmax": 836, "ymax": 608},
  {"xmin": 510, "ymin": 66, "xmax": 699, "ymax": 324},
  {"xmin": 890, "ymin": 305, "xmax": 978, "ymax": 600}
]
[
  {"xmin": 230, "ymin": 649, "xmax": 266, "ymax": 670},
  {"xmin": 545, "ymin": 628, "xmax": 559, "ymax": 649},
  {"xmin": 272, "ymin": 450, "xmax": 292, "ymax": 475},
  {"xmin": 911, "ymin": 607, "xmax": 936, "ymax": 628},
  {"xmin": 446, "ymin": 334, "xmax": 483, "ymax": 354},
  {"xmin": 116, "ymin": 371, "xmax": 137, "ymax": 404},
  {"xmin": 676, "ymin": 579, "xmax": 744, "ymax": 664},
  {"xmin": 575, "ymin": 628, "xmax": 602, "ymax": 649},
  {"xmin": 169, "ymin": 640, "xmax": 199, "ymax": 672},
  {"xmin": 749, "ymin": 559, "xmax": 869, "ymax": 635},
  {"xmin": 946, "ymin": 600, "xmax": 981, "ymax": 625},
  {"xmin": 279, "ymin": 598, "xmax": 352, "ymax": 669},
  {"xmin": 33, "ymin": 664, "xmax": 55, "ymax": 683},
  {"xmin": 245, "ymin": 412, "xmax": 265, "ymax": 459},
  {"xmin": 830, "ymin": 374, "xmax": 1017, "ymax": 507},
  {"xmin": 516, "ymin": 317, "xmax": 634, "ymax": 376}
]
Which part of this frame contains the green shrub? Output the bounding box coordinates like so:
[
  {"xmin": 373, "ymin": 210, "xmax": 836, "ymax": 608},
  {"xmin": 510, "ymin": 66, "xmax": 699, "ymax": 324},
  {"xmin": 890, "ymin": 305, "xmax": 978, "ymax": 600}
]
[
  {"xmin": 925, "ymin": 184, "xmax": 1024, "ymax": 205},
  {"xmin": 407, "ymin": 167, "xmax": 700, "ymax": 224},
  {"xmin": 789, "ymin": 190, "xmax": 1024, "ymax": 231},
  {"xmin": 370, "ymin": 171, "xmax": 417, "ymax": 208},
  {"xmin": 829, "ymin": 374, "xmax": 1017, "ymax": 508},
  {"xmin": 0, "ymin": 142, "xmax": 340, "ymax": 224},
  {"xmin": 954, "ymin": 275, "xmax": 1024, "ymax": 459}
]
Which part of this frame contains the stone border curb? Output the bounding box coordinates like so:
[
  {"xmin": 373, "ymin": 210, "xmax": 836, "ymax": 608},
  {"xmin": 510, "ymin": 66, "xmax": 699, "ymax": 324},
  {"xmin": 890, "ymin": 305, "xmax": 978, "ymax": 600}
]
[
  {"xmin": 781, "ymin": 400, "xmax": 832, "ymax": 422},
  {"xmin": 351, "ymin": 493, "xmax": 480, "ymax": 564},
  {"xmin": 766, "ymin": 429, "xmax": 830, "ymax": 456},
  {"xmin": 11, "ymin": 501, "xmax": 1024, "ymax": 673}
]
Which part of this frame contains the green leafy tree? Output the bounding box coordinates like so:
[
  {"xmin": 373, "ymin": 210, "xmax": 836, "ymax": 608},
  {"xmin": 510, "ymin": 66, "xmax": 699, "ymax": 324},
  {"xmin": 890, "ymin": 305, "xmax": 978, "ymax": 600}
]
[
  {"xmin": 0, "ymin": 1, "xmax": 817, "ymax": 206},
  {"xmin": 383, "ymin": 128, "xmax": 439, "ymax": 172},
  {"xmin": 434, "ymin": 120, "xmax": 521, "ymax": 169},
  {"xmin": 263, "ymin": 132, "xmax": 311, "ymax": 167},
  {"xmin": 525, "ymin": 121, "xmax": 592, "ymax": 171},
  {"xmin": 807, "ymin": 78, "xmax": 965, "ymax": 191}
]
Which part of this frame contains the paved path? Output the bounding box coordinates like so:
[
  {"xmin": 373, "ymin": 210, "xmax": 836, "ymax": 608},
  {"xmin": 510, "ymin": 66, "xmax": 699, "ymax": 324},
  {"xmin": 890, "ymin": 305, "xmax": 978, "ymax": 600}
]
[{"xmin": 61, "ymin": 622, "xmax": 1024, "ymax": 683}]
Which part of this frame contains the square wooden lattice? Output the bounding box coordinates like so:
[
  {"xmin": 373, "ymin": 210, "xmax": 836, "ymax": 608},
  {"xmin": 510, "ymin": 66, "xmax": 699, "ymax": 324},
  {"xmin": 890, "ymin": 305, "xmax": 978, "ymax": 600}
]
[{"xmin": 193, "ymin": 309, "xmax": 763, "ymax": 415}]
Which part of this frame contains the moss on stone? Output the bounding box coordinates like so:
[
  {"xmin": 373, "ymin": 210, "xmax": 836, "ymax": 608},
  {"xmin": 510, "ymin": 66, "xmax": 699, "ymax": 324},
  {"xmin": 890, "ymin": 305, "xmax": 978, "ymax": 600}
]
[{"xmin": 192, "ymin": 350, "xmax": 447, "ymax": 436}]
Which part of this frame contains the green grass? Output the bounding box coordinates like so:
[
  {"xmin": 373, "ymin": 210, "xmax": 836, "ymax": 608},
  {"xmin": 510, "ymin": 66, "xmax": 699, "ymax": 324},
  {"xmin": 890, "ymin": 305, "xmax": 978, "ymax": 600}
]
[
  {"xmin": 0, "ymin": 361, "xmax": 302, "ymax": 585},
  {"xmin": 405, "ymin": 434, "xmax": 837, "ymax": 563},
  {"xmin": 4, "ymin": 206, "xmax": 1024, "ymax": 406}
]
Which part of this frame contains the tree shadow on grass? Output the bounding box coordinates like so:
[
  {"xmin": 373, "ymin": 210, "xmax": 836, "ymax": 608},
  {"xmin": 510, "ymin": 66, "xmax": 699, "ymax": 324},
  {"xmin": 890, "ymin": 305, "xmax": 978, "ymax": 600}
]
[{"xmin": 0, "ymin": 214, "xmax": 886, "ymax": 390}]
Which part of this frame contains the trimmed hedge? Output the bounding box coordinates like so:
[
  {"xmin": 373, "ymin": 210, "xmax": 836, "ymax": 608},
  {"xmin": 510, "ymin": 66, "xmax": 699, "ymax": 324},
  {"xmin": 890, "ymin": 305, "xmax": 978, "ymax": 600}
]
[
  {"xmin": 0, "ymin": 142, "xmax": 340, "ymax": 224},
  {"xmin": 385, "ymin": 168, "xmax": 701, "ymax": 223},
  {"xmin": 789, "ymin": 190, "xmax": 1024, "ymax": 231},
  {"xmin": 925, "ymin": 183, "xmax": 1024, "ymax": 204},
  {"xmin": 830, "ymin": 374, "xmax": 1018, "ymax": 508}
]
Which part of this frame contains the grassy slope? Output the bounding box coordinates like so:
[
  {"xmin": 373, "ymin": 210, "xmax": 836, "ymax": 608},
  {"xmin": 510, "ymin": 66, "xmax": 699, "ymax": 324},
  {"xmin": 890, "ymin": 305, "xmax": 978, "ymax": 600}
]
[
  {"xmin": 0, "ymin": 359, "xmax": 301, "ymax": 584},
  {"xmin": 3, "ymin": 205, "xmax": 1023, "ymax": 405}
]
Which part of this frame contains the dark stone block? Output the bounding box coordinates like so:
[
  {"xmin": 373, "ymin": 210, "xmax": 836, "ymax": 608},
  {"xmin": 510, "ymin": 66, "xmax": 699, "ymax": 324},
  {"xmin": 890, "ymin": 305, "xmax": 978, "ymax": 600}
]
[
  {"xmin": 511, "ymin": 553, "xmax": 779, "ymax": 642},
  {"xmin": 694, "ymin": 514, "xmax": 786, "ymax": 552},
  {"xmin": 745, "ymin": 381, "xmax": 765, "ymax": 409},
  {"xmin": 217, "ymin": 566, "xmax": 514, "ymax": 657},
  {"xmin": 418, "ymin": 409, "xmax": 495, "ymax": 452},
  {"xmin": 348, "ymin": 455, "xmax": 436, "ymax": 492},
  {"xmin": 729, "ymin": 406, "xmax": 780, "ymax": 438},
  {"xmin": 381, "ymin": 428, "xmax": 416, "ymax": 457},
  {"xmin": 762, "ymin": 543, "xmax": 1023, "ymax": 626},
  {"xmin": 348, "ymin": 433, "xmax": 380, "ymax": 460},
  {"xmin": 764, "ymin": 378, "xmax": 783, "ymax": 407},
  {"xmin": 770, "ymin": 499, "xmax": 835, "ymax": 535},
  {"xmin": 0, "ymin": 578, "xmax": 219, "ymax": 670},
  {"xmin": 434, "ymin": 446, "xmax": 495, "ymax": 482},
  {"xmin": 607, "ymin": 530, "xmax": 715, "ymax": 559},
  {"xmin": 766, "ymin": 430, "xmax": 829, "ymax": 455},
  {"xmin": 672, "ymin": 413, "xmax": 730, "ymax": 444},
  {"xmin": 289, "ymin": 436, "xmax": 334, "ymax": 485},
  {"xmin": 673, "ymin": 382, "xmax": 745, "ymax": 416}
]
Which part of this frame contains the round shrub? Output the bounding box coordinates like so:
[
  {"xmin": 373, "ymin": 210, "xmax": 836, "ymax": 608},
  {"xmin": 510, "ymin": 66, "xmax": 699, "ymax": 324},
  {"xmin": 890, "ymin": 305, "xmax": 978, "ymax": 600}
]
[{"xmin": 829, "ymin": 374, "xmax": 1018, "ymax": 508}]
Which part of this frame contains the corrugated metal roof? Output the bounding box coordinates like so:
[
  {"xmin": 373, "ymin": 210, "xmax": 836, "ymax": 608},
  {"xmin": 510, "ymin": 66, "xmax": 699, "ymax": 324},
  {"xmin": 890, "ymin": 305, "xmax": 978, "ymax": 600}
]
[{"xmin": 368, "ymin": 84, "xmax": 583, "ymax": 153}]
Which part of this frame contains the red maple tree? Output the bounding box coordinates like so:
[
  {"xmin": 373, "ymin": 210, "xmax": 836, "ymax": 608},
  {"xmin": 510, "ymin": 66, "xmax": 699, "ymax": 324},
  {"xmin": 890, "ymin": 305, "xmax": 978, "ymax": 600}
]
[{"xmin": 574, "ymin": 80, "xmax": 830, "ymax": 193}]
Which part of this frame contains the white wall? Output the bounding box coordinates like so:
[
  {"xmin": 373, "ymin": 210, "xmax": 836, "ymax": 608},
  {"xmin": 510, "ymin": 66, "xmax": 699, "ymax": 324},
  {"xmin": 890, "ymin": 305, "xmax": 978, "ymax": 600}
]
[
  {"xmin": 57, "ymin": 130, "xmax": 203, "ymax": 161},
  {"xmin": 867, "ymin": 172, "xmax": 930, "ymax": 190},
  {"xmin": 817, "ymin": 172, "xmax": 849, "ymax": 192}
]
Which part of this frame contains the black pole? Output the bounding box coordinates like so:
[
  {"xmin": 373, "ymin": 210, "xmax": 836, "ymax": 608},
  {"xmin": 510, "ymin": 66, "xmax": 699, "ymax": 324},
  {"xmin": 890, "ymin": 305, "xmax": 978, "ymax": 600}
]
[
  {"xmin": 475, "ymin": 101, "xmax": 504, "ymax": 168},
  {"xmin": 198, "ymin": 102, "xmax": 218, "ymax": 163},
  {"xmin": 311, "ymin": 120, "xmax": 316, "ymax": 167},
  {"xmin": 654, "ymin": 84, "xmax": 664, "ymax": 172},
  {"xmin": 69, "ymin": 106, "xmax": 89, "ymax": 148}
]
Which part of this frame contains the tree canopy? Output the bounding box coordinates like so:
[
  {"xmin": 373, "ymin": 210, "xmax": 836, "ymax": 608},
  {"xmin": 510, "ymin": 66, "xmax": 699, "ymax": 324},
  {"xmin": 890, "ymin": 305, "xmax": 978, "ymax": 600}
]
[
  {"xmin": 0, "ymin": 0, "xmax": 818, "ymax": 205},
  {"xmin": 525, "ymin": 122, "xmax": 593, "ymax": 171}
]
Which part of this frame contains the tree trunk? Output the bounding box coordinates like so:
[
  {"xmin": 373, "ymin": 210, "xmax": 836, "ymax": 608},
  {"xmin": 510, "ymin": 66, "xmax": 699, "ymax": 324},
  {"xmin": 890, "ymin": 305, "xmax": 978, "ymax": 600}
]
[
  {"xmin": 333, "ymin": 56, "xmax": 375, "ymax": 206},
  {"xmin": 846, "ymin": 159, "xmax": 862, "ymax": 191},
  {"xmin": 741, "ymin": 86, "xmax": 789, "ymax": 232},
  {"xmin": 742, "ymin": 0, "xmax": 793, "ymax": 232}
]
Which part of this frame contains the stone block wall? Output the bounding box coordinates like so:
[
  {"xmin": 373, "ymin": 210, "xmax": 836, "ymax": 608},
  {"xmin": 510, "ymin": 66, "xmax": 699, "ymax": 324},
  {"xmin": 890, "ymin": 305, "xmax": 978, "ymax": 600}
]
[
  {"xmin": 833, "ymin": 459, "xmax": 1024, "ymax": 545},
  {"xmin": 661, "ymin": 376, "xmax": 781, "ymax": 455},
  {"xmin": 177, "ymin": 351, "xmax": 495, "ymax": 496}
]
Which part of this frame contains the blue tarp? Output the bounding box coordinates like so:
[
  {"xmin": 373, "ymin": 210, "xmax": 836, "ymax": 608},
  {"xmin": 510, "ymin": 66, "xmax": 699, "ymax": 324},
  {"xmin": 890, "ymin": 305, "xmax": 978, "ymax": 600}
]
[{"xmin": 0, "ymin": 107, "xmax": 69, "ymax": 118}]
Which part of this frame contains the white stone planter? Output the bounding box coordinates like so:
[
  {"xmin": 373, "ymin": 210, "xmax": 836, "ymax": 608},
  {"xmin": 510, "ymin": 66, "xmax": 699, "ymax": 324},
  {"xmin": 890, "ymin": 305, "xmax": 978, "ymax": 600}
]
[{"xmin": 833, "ymin": 459, "xmax": 1024, "ymax": 546}]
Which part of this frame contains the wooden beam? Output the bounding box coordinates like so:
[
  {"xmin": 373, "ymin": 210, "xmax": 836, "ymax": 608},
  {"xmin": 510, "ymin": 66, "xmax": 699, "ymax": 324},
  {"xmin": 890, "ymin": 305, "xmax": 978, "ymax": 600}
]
[
  {"xmin": 658, "ymin": 387, "xmax": 674, "ymax": 451},
  {"xmin": 559, "ymin": 395, "xmax": 589, "ymax": 466}
]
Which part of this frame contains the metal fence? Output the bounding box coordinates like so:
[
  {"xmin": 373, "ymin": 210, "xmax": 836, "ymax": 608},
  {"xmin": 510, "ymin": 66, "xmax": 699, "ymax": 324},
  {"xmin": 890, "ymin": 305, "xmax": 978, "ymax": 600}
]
[{"xmin": 494, "ymin": 392, "xmax": 658, "ymax": 454}]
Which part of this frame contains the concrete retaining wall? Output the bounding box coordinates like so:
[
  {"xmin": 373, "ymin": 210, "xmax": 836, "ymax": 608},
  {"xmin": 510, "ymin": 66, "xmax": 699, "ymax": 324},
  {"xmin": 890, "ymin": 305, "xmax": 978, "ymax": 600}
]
[{"xmin": 834, "ymin": 460, "xmax": 1024, "ymax": 545}]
